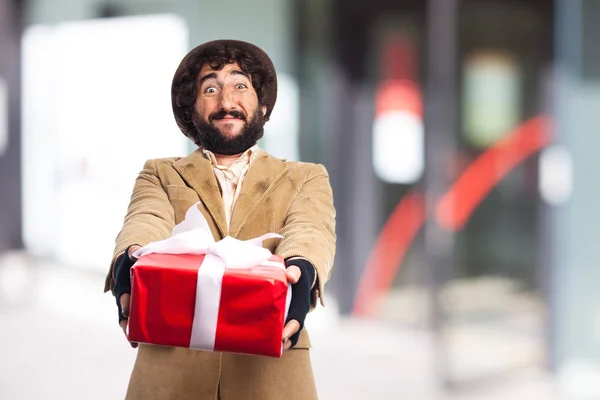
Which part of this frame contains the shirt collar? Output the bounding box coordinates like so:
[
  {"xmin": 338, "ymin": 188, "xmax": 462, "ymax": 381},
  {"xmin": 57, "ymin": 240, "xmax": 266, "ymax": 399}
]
[{"xmin": 201, "ymin": 144, "xmax": 259, "ymax": 168}]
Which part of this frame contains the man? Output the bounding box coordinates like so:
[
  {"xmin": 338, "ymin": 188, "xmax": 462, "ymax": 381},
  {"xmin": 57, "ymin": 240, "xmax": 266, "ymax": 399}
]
[{"xmin": 103, "ymin": 40, "xmax": 336, "ymax": 400}]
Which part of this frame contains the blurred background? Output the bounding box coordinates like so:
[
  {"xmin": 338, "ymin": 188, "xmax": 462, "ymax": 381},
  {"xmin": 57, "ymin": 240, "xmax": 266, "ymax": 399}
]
[{"xmin": 0, "ymin": 0, "xmax": 599, "ymax": 398}]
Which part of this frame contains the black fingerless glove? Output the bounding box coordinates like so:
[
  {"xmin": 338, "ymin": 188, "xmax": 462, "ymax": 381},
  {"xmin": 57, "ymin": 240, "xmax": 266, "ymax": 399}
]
[
  {"xmin": 113, "ymin": 246, "xmax": 137, "ymax": 323},
  {"xmin": 284, "ymin": 258, "xmax": 316, "ymax": 348}
]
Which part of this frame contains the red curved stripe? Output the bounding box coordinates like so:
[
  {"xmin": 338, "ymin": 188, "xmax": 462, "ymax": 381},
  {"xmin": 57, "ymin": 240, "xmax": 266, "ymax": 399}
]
[
  {"xmin": 352, "ymin": 115, "xmax": 552, "ymax": 317},
  {"xmin": 436, "ymin": 116, "xmax": 553, "ymax": 231},
  {"xmin": 352, "ymin": 191, "xmax": 426, "ymax": 317}
]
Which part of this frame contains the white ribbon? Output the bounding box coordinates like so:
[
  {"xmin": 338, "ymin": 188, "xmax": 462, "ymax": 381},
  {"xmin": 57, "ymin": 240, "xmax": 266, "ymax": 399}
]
[
  {"xmin": 132, "ymin": 202, "xmax": 283, "ymax": 268},
  {"xmin": 132, "ymin": 202, "xmax": 290, "ymax": 350}
]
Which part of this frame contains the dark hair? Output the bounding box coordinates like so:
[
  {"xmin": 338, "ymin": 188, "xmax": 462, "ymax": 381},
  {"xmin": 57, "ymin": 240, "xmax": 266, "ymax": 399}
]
[{"xmin": 171, "ymin": 40, "xmax": 278, "ymax": 141}]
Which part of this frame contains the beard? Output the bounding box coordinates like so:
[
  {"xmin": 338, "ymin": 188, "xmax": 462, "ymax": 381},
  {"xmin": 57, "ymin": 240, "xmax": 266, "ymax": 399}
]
[{"xmin": 190, "ymin": 107, "xmax": 265, "ymax": 155}]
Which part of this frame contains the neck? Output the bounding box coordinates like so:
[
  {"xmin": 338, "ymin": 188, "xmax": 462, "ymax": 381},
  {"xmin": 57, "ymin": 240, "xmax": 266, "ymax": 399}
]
[{"xmin": 214, "ymin": 153, "xmax": 243, "ymax": 168}]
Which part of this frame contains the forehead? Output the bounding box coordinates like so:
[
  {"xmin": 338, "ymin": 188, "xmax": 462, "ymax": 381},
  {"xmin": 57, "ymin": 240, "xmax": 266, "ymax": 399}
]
[{"xmin": 198, "ymin": 62, "xmax": 248, "ymax": 81}]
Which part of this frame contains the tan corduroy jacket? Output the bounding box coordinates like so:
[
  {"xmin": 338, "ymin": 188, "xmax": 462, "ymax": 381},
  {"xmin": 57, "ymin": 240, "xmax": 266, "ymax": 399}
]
[{"xmin": 104, "ymin": 148, "xmax": 336, "ymax": 400}]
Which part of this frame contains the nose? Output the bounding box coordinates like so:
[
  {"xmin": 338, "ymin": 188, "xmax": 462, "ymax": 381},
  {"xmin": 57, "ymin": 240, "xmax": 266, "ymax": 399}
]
[{"xmin": 219, "ymin": 86, "xmax": 235, "ymax": 111}]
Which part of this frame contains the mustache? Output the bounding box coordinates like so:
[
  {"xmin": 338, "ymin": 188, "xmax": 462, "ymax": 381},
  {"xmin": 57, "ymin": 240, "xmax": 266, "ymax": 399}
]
[{"xmin": 208, "ymin": 110, "xmax": 247, "ymax": 123}]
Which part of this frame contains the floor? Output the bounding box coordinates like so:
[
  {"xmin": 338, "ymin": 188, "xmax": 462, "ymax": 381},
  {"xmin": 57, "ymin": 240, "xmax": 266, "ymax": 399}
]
[{"xmin": 0, "ymin": 251, "xmax": 559, "ymax": 399}]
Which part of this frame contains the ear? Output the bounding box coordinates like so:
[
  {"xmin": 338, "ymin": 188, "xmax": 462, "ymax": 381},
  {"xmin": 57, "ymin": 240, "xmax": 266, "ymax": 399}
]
[{"xmin": 261, "ymin": 105, "xmax": 267, "ymax": 116}]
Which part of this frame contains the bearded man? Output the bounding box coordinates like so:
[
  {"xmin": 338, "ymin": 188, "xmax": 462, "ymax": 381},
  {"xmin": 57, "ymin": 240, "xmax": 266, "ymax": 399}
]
[{"xmin": 103, "ymin": 40, "xmax": 336, "ymax": 400}]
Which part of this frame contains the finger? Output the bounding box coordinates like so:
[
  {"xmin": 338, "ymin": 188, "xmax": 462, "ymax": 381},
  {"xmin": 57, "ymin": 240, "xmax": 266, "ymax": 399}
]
[
  {"xmin": 120, "ymin": 293, "xmax": 131, "ymax": 318},
  {"xmin": 120, "ymin": 319, "xmax": 128, "ymax": 335},
  {"xmin": 128, "ymin": 245, "xmax": 142, "ymax": 261},
  {"xmin": 119, "ymin": 319, "xmax": 138, "ymax": 348},
  {"xmin": 282, "ymin": 319, "xmax": 300, "ymax": 342},
  {"xmin": 283, "ymin": 339, "xmax": 293, "ymax": 352},
  {"xmin": 285, "ymin": 266, "xmax": 301, "ymax": 284}
]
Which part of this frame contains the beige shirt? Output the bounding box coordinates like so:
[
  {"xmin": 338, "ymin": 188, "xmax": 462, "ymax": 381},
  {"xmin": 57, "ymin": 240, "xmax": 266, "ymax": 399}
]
[{"xmin": 201, "ymin": 144, "xmax": 258, "ymax": 229}]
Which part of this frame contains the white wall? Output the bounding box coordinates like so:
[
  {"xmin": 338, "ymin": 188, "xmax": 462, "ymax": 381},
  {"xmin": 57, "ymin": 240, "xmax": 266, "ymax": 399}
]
[
  {"xmin": 26, "ymin": 0, "xmax": 294, "ymax": 76},
  {"xmin": 21, "ymin": 1, "xmax": 299, "ymax": 269},
  {"xmin": 25, "ymin": 0, "xmax": 298, "ymax": 160}
]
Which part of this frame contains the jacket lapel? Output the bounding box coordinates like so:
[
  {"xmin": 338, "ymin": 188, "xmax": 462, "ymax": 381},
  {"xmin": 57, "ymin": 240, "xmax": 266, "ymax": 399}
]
[
  {"xmin": 229, "ymin": 150, "xmax": 289, "ymax": 237},
  {"xmin": 173, "ymin": 150, "xmax": 228, "ymax": 238}
]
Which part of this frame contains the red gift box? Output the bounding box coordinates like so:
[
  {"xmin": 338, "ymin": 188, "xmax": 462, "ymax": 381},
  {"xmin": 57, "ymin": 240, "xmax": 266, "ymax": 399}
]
[{"xmin": 127, "ymin": 252, "xmax": 290, "ymax": 358}]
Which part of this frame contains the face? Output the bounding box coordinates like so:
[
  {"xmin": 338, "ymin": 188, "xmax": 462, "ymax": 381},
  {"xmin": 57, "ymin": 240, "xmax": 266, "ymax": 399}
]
[{"xmin": 191, "ymin": 62, "xmax": 268, "ymax": 154}]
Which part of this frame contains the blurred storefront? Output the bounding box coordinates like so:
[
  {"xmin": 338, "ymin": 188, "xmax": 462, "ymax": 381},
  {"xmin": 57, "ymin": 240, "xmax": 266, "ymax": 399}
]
[
  {"xmin": 2, "ymin": 0, "xmax": 600, "ymax": 396},
  {"xmin": 297, "ymin": 0, "xmax": 600, "ymax": 395}
]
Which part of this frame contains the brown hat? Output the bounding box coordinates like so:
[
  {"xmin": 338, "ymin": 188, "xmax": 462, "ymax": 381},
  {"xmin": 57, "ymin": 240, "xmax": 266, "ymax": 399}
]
[{"xmin": 171, "ymin": 40, "xmax": 278, "ymax": 140}]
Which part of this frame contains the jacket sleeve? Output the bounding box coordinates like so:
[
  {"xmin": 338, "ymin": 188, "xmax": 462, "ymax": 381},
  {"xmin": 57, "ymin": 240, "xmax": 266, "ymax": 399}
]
[
  {"xmin": 275, "ymin": 163, "xmax": 337, "ymax": 309},
  {"xmin": 103, "ymin": 159, "xmax": 176, "ymax": 293}
]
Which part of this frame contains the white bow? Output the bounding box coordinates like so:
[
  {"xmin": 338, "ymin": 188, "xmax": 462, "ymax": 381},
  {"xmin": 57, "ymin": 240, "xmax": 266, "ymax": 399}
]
[{"xmin": 132, "ymin": 202, "xmax": 284, "ymax": 269}]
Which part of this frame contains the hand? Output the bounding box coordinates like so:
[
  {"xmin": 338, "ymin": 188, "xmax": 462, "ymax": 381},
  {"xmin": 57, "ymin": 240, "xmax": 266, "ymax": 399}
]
[
  {"xmin": 282, "ymin": 265, "xmax": 302, "ymax": 352},
  {"xmin": 282, "ymin": 319, "xmax": 300, "ymax": 352},
  {"xmin": 281, "ymin": 260, "xmax": 316, "ymax": 351},
  {"xmin": 118, "ymin": 293, "xmax": 138, "ymax": 348},
  {"xmin": 114, "ymin": 244, "xmax": 141, "ymax": 348}
]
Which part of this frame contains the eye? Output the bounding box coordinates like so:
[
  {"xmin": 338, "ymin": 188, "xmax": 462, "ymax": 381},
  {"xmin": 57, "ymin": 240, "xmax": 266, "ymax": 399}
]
[
  {"xmin": 235, "ymin": 83, "xmax": 247, "ymax": 90},
  {"xmin": 205, "ymin": 86, "xmax": 218, "ymax": 94}
]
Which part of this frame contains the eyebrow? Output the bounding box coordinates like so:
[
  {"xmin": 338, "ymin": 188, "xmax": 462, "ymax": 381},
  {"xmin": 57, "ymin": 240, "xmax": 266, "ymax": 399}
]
[
  {"xmin": 230, "ymin": 70, "xmax": 250, "ymax": 79},
  {"xmin": 198, "ymin": 70, "xmax": 250, "ymax": 86},
  {"xmin": 198, "ymin": 72, "xmax": 217, "ymax": 86}
]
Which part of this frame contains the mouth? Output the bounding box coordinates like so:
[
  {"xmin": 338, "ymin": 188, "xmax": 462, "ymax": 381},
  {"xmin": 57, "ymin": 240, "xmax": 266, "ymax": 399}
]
[
  {"xmin": 213, "ymin": 117, "xmax": 244, "ymax": 126},
  {"xmin": 214, "ymin": 116, "xmax": 243, "ymax": 121},
  {"xmin": 210, "ymin": 110, "xmax": 247, "ymax": 123}
]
